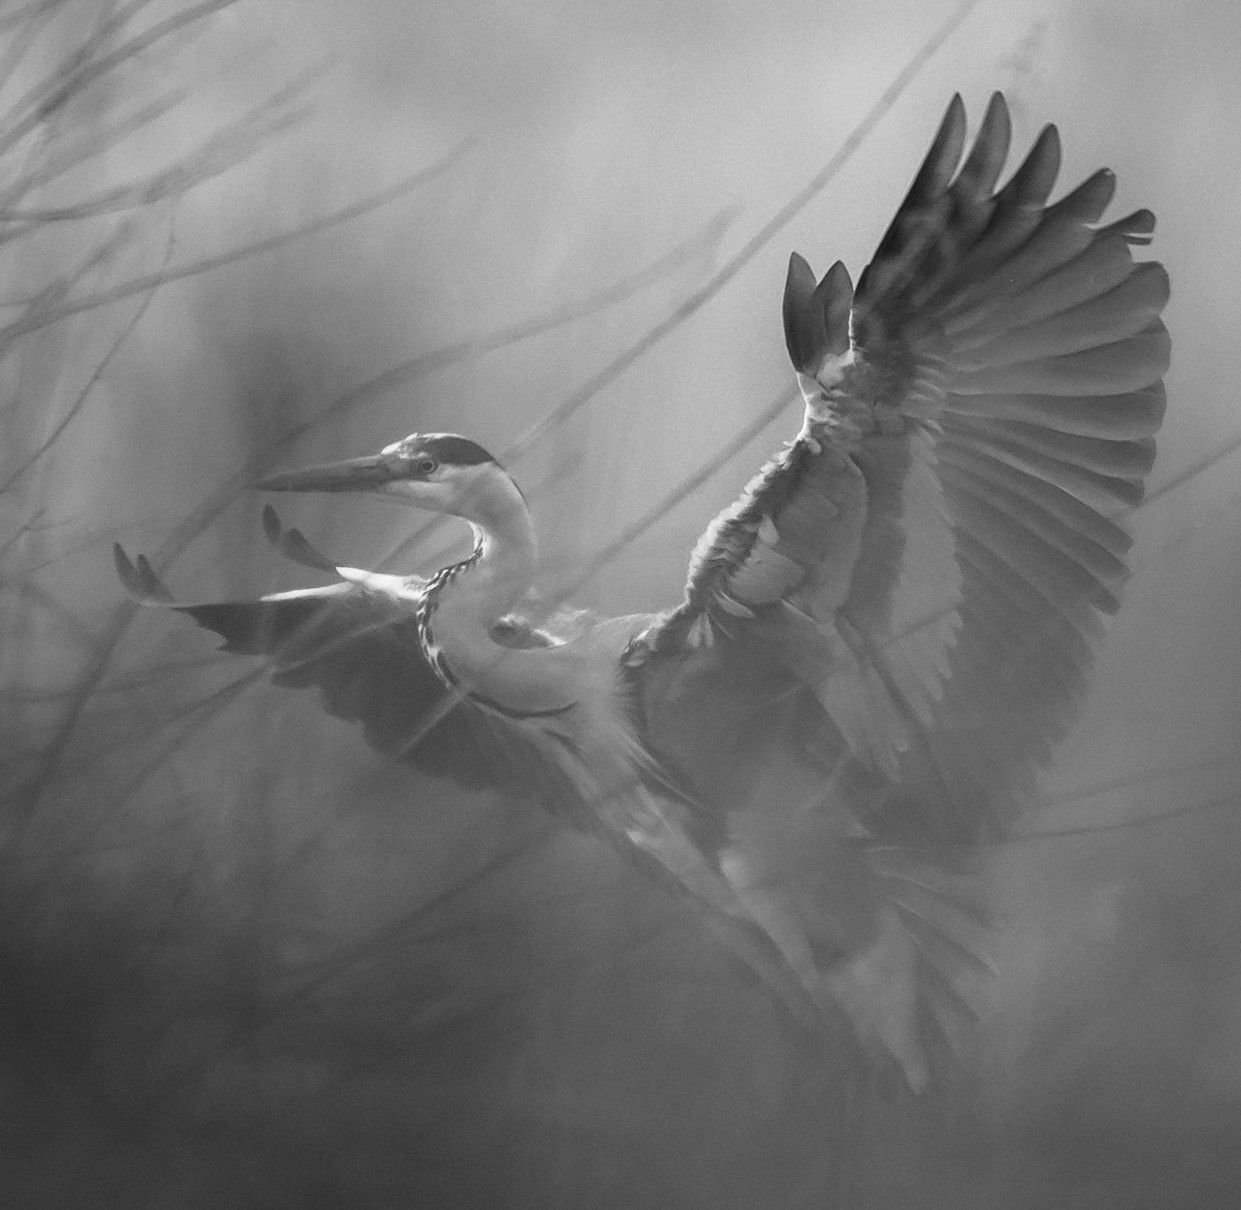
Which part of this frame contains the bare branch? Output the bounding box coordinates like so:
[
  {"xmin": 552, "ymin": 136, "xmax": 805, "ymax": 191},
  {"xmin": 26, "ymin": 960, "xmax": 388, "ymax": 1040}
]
[
  {"xmin": 9, "ymin": 204, "xmax": 730, "ymax": 819},
  {"xmin": 552, "ymin": 385, "xmax": 800, "ymax": 609},
  {"xmin": 0, "ymin": 201, "xmax": 177, "ymax": 493},
  {"xmin": 0, "ymin": 0, "xmax": 62, "ymax": 105},
  {"xmin": 503, "ymin": 0, "xmax": 985, "ymax": 464},
  {"xmin": 3, "ymin": 84, "xmax": 190, "ymax": 211},
  {"xmin": 1007, "ymin": 791, "xmax": 1240, "ymax": 844},
  {"xmin": 0, "ymin": 0, "xmax": 240, "ymax": 160},
  {"xmin": 1037, "ymin": 751, "xmax": 1241, "ymax": 809},
  {"xmin": 0, "ymin": 137, "xmax": 476, "ymax": 340},
  {"xmin": 0, "ymin": 1, "xmax": 70, "ymax": 41},
  {"xmin": 1135, "ymin": 431, "xmax": 1241, "ymax": 512}
]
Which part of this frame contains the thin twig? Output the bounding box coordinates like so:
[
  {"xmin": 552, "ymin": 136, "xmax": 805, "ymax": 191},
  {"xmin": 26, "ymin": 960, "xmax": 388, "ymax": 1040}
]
[
  {"xmin": 0, "ymin": 99, "xmax": 310, "ymax": 221},
  {"xmin": 9, "ymin": 666, "xmax": 264, "ymax": 876},
  {"xmin": 128, "ymin": 204, "xmax": 736, "ymax": 579},
  {"xmin": 502, "ymin": 0, "xmax": 985, "ymax": 464},
  {"xmin": 0, "ymin": 0, "xmax": 155, "ymax": 137},
  {"xmin": 14, "ymin": 209, "xmax": 732, "ymax": 817},
  {"xmin": 0, "ymin": 0, "xmax": 61, "ymax": 109},
  {"xmin": 0, "ymin": 653, "xmax": 223, "ymax": 703},
  {"xmin": 1, "ymin": 85, "xmax": 190, "ymax": 214},
  {"xmin": 1006, "ymin": 792, "xmax": 1240, "ymax": 844},
  {"xmin": 13, "ymin": 577, "xmax": 99, "ymax": 649},
  {"xmin": 0, "ymin": 0, "xmax": 164, "ymax": 154},
  {"xmin": 0, "ymin": 0, "xmax": 239, "ymax": 160},
  {"xmin": 370, "ymin": 2, "xmax": 981, "ymax": 573},
  {"xmin": 0, "ymin": 200, "xmax": 178, "ymax": 493},
  {"xmin": 1037, "ymin": 751, "xmax": 1241, "ymax": 810},
  {"xmin": 553, "ymin": 385, "xmax": 800, "ymax": 606},
  {"xmin": 1134, "ymin": 430, "xmax": 1241, "ymax": 513},
  {"xmin": 0, "ymin": 137, "xmax": 476, "ymax": 341},
  {"xmin": 0, "ymin": 0, "xmax": 68, "ymax": 40}
]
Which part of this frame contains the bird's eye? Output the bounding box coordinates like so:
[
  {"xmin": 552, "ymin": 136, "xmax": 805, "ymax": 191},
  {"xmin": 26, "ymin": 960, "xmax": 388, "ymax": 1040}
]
[{"xmin": 415, "ymin": 456, "xmax": 438, "ymax": 475}]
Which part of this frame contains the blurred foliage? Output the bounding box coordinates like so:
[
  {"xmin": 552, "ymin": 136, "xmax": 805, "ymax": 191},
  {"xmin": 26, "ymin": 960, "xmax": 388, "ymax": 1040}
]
[{"xmin": 1, "ymin": 1, "xmax": 1240, "ymax": 1207}]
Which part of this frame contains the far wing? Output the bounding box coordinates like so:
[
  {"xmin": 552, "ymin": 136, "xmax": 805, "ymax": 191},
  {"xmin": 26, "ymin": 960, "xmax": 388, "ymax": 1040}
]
[{"xmin": 114, "ymin": 523, "xmax": 504, "ymax": 790}]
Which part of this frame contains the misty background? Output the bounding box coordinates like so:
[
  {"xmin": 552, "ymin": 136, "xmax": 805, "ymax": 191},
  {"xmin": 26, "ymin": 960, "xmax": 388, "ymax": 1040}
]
[{"xmin": 2, "ymin": 0, "xmax": 1239, "ymax": 1206}]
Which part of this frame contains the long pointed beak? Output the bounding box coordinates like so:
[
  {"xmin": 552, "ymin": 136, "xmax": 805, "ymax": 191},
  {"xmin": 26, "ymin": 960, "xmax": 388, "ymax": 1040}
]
[{"xmin": 256, "ymin": 454, "xmax": 398, "ymax": 493}]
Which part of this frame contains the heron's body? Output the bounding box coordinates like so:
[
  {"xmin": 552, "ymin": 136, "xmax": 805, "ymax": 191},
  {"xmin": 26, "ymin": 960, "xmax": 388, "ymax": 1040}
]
[{"xmin": 117, "ymin": 94, "xmax": 1170, "ymax": 1088}]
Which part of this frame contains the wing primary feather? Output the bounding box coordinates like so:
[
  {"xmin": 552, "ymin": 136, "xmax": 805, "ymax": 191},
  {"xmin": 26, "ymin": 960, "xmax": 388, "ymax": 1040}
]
[
  {"xmin": 952, "ymin": 322, "xmax": 1170, "ymax": 398},
  {"xmin": 957, "ymin": 262, "xmax": 1170, "ymax": 367},
  {"xmin": 950, "ymin": 519, "xmax": 1090, "ymax": 637},
  {"xmin": 954, "ymin": 429, "xmax": 1150, "ymax": 510},
  {"xmin": 949, "ymin": 487, "xmax": 1122, "ymax": 615},
  {"xmin": 1097, "ymin": 207, "xmax": 1156, "ymax": 244},
  {"xmin": 945, "ymin": 231, "xmax": 1157, "ymax": 341},
  {"xmin": 114, "ymin": 544, "xmax": 173, "ymax": 604},
  {"xmin": 261, "ymin": 505, "xmax": 339, "ymax": 573},
  {"xmin": 939, "ymin": 439, "xmax": 1138, "ymax": 556},
  {"xmin": 943, "ymin": 458, "xmax": 1130, "ymax": 592},
  {"xmin": 856, "ymin": 95, "xmax": 967, "ymax": 296},
  {"xmin": 938, "ymin": 124, "xmax": 1062, "ymax": 295},
  {"xmin": 942, "ymin": 381, "xmax": 1166, "ymax": 442},
  {"xmin": 1046, "ymin": 167, "xmax": 1117, "ymax": 225},
  {"xmin": 900, "ymin": 93, "xmax": 968, "ymax": 212},
  {"xmin": 950, "ymin": 90, "xmax": 1011, "ymax": 205},
  {"xmin": 996, "ymin": 123, "xmax": 1061, "ymax": 208},
  {"xmin": 946, "ymin": 413, "xmax": 1156, "ymax": 484}
]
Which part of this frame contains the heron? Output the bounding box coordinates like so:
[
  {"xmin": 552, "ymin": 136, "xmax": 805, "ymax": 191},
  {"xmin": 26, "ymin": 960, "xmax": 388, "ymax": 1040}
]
[{"xmin": 116, "ymin": 94, "xmax": 1169, "ymax": 1089}]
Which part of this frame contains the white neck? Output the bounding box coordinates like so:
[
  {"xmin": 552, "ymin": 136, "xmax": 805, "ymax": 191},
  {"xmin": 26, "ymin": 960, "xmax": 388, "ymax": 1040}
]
[
  {"xmin": 445, "ymin": 469, "xmax": 537, "ymax": 624},
  {"xmin": 425, "ymin": 467, "xmax": 585, "ymax": 711}
]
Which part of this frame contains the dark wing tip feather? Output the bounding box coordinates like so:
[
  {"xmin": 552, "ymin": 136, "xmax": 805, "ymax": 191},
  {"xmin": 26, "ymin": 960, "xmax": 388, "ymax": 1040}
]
[
  {"xmin": 954, "ymin": 91, "xmax": 1012, "ymax": 199},
  {"xmin": 118, "ymin": 531, "xmax": 512, "ymax": 791},
  {"xmin": 909, "ymin": 93, "xmax": 968, "ymax": 204},
  {"xmin": 261, "ymin": 504, "xmax": 340, "ymax": 573},
  {"xmin": 114, "ymin": 543, "xmax": 174, "ymax": 604},
  {"xmin": 1098, "ymin": 207, "xmax": 1156, "ymax": 244},
  {"xmin": 114, "ymin": 544, "xmax": 282, "ymax": 655},
  {"xmin": 999, "ymin": 123, "xmax": 1061, "ymax": 205},
  {"xmin": 1048, "ymin": 168, "xmax": 1116, "ymax": 224}
]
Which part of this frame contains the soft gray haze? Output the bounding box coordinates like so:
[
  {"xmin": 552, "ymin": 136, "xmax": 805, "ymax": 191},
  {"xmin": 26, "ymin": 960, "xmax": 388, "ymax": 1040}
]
[{"xmin": 3, "ymin": 1, "xmax": 1239, "ymax": 1205}]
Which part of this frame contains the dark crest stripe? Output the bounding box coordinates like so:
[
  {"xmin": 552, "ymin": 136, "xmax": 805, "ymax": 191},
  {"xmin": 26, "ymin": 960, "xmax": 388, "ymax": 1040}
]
[{"xmin": 421, "ymin": 434, "xmax": 497, "ymax": 467}]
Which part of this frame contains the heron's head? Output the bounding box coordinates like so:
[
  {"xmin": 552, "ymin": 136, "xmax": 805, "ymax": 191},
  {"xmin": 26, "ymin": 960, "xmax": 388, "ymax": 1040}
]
[{"xmin": 257, "ymin": 432, "xmax": 522, "ymax": 522}]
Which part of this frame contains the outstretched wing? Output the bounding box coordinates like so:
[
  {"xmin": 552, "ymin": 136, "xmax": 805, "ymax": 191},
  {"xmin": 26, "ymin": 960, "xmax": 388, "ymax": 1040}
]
[
  {"xmin": 114, "ymin": 513, "xmax": 506, "ymax": 789},
  {"xmin": 632, "ymin": 93, "xmax": 1169, "ymax": 1086},
  {"xmin": 642, "ymin": 91, "xmax": 1168, "ymax": 833}
]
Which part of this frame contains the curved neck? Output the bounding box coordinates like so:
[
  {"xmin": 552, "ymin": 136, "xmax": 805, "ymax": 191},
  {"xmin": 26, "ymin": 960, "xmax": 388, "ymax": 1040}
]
[
  {"xmin": 425, "ymin": 470, "xmax": 585, "ymax": 713},
  {"xmin": 446, "ymin": 471, "xmax": 537, "ymax": 623}
]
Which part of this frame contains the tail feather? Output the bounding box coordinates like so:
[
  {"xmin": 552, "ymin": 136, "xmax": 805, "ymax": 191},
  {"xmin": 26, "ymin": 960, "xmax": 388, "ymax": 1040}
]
[{"xmin": 818, "ymin": 846, "xmax": 993, "ymax": 1089}]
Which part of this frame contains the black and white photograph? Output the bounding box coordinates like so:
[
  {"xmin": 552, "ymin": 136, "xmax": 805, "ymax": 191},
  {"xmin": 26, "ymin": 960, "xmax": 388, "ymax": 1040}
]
[{"xmin": 1, "ymin": 1, "xmax": 1237, "ymax": 1206}]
